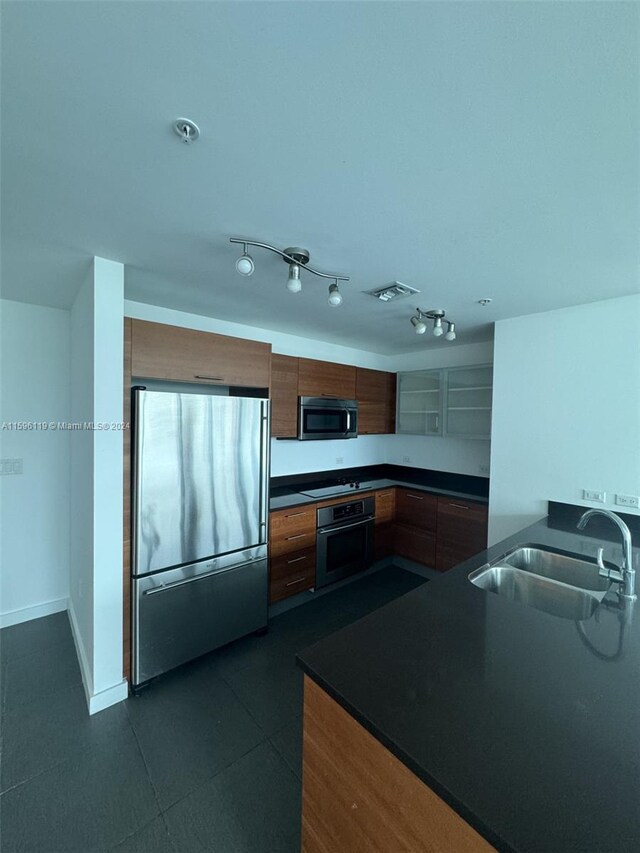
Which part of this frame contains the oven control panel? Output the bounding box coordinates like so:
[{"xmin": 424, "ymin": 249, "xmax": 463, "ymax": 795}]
[{"xmin": 317, "ymin": 496, "xmax": 375, "ymax": 529}]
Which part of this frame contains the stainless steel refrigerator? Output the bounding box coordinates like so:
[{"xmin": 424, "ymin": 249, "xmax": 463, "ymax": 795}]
[{"xmin": 131, "ymin": 388, "xmax": 269, "ymax": 687}]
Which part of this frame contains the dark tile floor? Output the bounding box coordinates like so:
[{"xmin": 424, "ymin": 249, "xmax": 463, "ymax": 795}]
[{"xmin": 0, "ymin": 566, "xmax": 427, "ymax": 853}]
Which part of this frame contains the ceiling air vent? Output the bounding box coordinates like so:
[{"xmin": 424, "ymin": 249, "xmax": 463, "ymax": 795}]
[{"xmin": 366, "ymin": 281, "xmax": 420, "ymax": 302}]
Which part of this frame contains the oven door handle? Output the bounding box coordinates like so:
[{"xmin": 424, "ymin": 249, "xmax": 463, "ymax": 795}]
[{"xmin": 317, "ymin": 516, "xmax": 374, "ymax": 535}]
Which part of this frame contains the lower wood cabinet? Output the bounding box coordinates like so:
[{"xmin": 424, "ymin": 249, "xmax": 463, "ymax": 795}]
[
  {"xmin": 395, "ymin": 488, "xmax": 437, "ymax": 531},
  {"xmin": 394, "ymin": 523, "xmax": 436, "ymax": 567},
  {"xmin": 435, "ymin": 497, "xmax": 488, "ymax": 572},
  {"xmin": 270, "ymin": 549, "xmax": 315, "ymax": 603},
  {"xmin": 374, "ymin": 523, "xmax": 396, "ymax": 561}
]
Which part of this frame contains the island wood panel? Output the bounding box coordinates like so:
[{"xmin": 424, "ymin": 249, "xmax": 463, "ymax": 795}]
[
  {"xmin": 395, "ymin": 488, "xmax": 438, "ymax": 532},
  {"xmin": 302, "ymin": 676, "xmax": 496, "ymax": 853},
  {"xmin": 123, "ymin": 318, "xmax": 132, "ymax": 683},
  {"xmin": 271, "ymin": 354, "xmax": 299, "ymax": 437},
  {"xmin": 130, "ymin": 318, "xmax": 271, "ymax": 388},
  {"xmin": 435, "ymin": 498, "xmax": 488, "ymax": 572},
  {"xmin": 297, "ymin": 358, "xmax": 356, "ymax": 399}
]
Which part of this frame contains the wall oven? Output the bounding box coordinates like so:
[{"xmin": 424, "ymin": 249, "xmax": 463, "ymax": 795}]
[
  {"xmin": 316, "ymin": 497, "xmax": 374, "ymax": 589},
  {"xmin": 298, "ymin": 397, "xmax": 358, "ymax": 440}
]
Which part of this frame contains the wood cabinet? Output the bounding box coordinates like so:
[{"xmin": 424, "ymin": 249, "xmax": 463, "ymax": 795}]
[
  {"xmin": 374, "ymin": 489, "xmax": 396, "ymax": 524},
  {"xmin": 302, "ymin": 677, "xmax": 496, "ymax": 853},
  {"xmin": 269, "ymin": 548, "xmax": 315, "ymax": 602},
  {"xmin": 130, "ymin": 319, "xmax": 271, "ymax": 388},
  {"xmin": 271, "ymin": 354, "xmax": 299, "ymax": 437},
  {"xmin": 394, "ymin": 523, "xmax": 436, "ymax": 567},
  {"xmin": 356, "ymin": 368, "xmax": 396, "ymax": 435},
  {"xmin": 269, "ymin": 504, "xmax": 317, "ymax": 602},
  {"xmin": 395, "ymin": 488, "xmax": 437, "ymax": 532},
  {"xmin": 435, "ymin": 496, "xmax": 488, "ymax": 572},
  {"xmin": 298, "ymin": 358, "xmax": 356, "ymax": 399}
]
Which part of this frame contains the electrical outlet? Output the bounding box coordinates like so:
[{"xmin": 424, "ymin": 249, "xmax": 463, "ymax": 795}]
[
  {"xmin": 583, "ymin": 489, "xmax": 606, "ymax": 503},
  {"xmin": 402, "ymin": 456, "xmax": 411, "ymax": 464},
  {"xmin": 616, "ymin": 494, "xmax": 640, "ymax": 509},
  {"xmin": 478, "ymin": 464, "xmax": 490, "ymax": 475},
  {"xmin": 335, "ymin": 456, "xmax": 343, "ymax": 464}
]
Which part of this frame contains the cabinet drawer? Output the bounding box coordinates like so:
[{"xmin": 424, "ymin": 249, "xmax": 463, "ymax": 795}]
[
  {"xmin": 395, "ymin": 489, "xmax": 437, "ymax": 532},
  {"xmin": 131, "ymin": 319, "xmax": 271, "ymax": 388},
  {"xmin": 269, "ymin": 549, "xmax": 316, "ymax": 603},
  {"xmin": 270, "ymin": 530, "xmax": 316, "ymax": 558},
  {"xmin": 270, "ymin": 506, "xmax": 316, "ymax": 537},
  {"xmin": 374, "ymin": 490, "xmax": 396, "ymax": 525},
  {"xmin": 394, "ymin": 523, "xmax": 436, "ymax": 567}
]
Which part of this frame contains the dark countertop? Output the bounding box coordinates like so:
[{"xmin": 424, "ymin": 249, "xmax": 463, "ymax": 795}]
[
  {"xmin": 270, "ymin": 477, "xmax": 489, "ymax": 511},
  {"xmin": 297, "ymin": 513, "xmax": 640, "ymax": 852}
]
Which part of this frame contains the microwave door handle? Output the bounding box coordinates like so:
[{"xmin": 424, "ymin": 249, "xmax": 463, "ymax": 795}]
[{"xmin": 345, "ymin": 409, "xmax": 351, "ymax": 434}]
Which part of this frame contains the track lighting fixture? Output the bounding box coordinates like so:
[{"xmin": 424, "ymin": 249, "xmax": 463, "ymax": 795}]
[
  {"xmin": 409, "ymin": 308, "xmax": 459, "ymax": 342},
  {"xmin": 327, "ymin": 281, "xmax": 342, "ymax": 307},
  {"xmin": 230, "ymin": 237, "xmax": 349, "ymax": 305}
]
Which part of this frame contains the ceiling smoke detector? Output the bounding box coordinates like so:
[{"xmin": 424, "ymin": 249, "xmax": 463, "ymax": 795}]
[{"xmin": 367, "ymin": 282, "xmax": 420, "ymax": 302}]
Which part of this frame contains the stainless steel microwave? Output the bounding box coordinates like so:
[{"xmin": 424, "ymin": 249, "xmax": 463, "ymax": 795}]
[{"xmin": 298, "ymin": 397, "xmax": 358, "ymax": 440}]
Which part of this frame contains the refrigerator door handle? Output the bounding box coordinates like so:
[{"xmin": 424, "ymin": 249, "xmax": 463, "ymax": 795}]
[
  {"xmin": 259, "ymin": 400, "xmax": 270, "ymax": 541},
  {"xmin": 143, "ymin": 559, "xmax": 257, "ymax": 596}
]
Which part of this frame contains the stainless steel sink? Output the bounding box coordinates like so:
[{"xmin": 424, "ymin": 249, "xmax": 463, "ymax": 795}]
[{"xmin": 469, "ymin": 546, "xmax": 611, "ymax": 621}]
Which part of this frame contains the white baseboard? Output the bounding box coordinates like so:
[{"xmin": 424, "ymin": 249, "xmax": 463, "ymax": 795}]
[
  {"xmin": 68, "ymin": 599, "xmax": 128, "ymax": 715},
  {"xmin": 88, "ymin": 679, "xmax": 129, "ymax": 715},
  {"xmin": 0, "ymin": 597, "xmax": 68, "ymax": 628}
]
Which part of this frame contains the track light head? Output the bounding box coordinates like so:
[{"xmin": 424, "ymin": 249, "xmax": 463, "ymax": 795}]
[
  {"xmin": 286, "ymin": 263, "xmax": 302, "ymax": 293},
  {"xmin": 410, "ymin": 312, "xmax": 427, "ymax": 334},
  {"xmin": 328, "ymin": 282, "xmax": 343, "ymax": 307},
  {"xmin": 445, "ymin": 322, "xmax": 456, "ymax": 341},
  {"xmin": 235, "ymin": 251, "xmax": 254, "ymax": 276}
]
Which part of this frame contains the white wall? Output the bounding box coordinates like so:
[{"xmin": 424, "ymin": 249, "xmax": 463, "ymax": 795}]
[
  {"xmin": 489, "ymin": 295, "xmax": 640, "ymax": 545},
  {"xmin": 0, "ymin": 300, "xmax": 71, "ymax": 626},
  {"xmin": 126, "ymin": 301, "xmax": 492, "ymax": 478},
  {"xmin": 69, "ymin": 257, "xmax": 126, "ymax": 714}
]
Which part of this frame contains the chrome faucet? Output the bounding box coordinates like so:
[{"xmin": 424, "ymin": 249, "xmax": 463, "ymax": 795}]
[{"xmin": 577, "ymin": 509, "xmax": 636, "ymax": 600}]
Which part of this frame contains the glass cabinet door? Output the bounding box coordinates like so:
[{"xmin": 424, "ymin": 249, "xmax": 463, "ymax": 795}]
[
  {"xmin": 444, "ymin": 365, "xmax": 493, "ymax": 439},
  {"xmin": 396, "ymin": 370, "xmax": 443, "ymax": 435}
]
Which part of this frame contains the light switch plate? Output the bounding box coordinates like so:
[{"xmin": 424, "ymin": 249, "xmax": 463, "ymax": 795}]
[
  {"xmin": 0, "ymin": 458, "xmax": 23, "ymax": 475},
  {"xmin": 582, "ymin": 489, "xmax": 605, "ymax": 503}
]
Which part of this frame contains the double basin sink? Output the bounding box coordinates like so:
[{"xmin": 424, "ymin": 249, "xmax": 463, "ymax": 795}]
[{"xmin": 469, "ymin": 546, "xmax": 612, "ymax": 621}]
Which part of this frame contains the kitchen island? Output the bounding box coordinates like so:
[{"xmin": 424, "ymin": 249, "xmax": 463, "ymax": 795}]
[{"xmin": 297, "ymin": 506, "xmax": 640, "ymax": 853}]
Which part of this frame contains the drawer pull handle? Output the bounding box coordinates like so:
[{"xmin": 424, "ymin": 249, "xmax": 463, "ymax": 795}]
[
  {"xmin": 285, "ymin": 576, "xmax": 308, "ymax": 587},
  {"xmin": 286, "ymin": 512, "xmax": 306, "ymax": 518},
  {"xmin": 194, "ymin": 375, "xmax": 224, "ymax": 381},
  {"xmin": 407, "ymin": 494, "xmax": 423, "ymax": 500},
  {"xmin": 449, "ymin": 503, "xmax": 470, "ymax": 510},
  {"xmin": 286, "ymin": 533, "xmax": 307, "ymax": 541},
  {"xmin": 378, "ymin": 492, "xmax": 392, "ymax": 497},
  {"xmin": 286, "ymin": 555, "xmax": 308, "ymax": 564}
]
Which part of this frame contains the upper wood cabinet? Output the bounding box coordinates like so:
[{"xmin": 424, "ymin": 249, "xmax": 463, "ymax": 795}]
[
  {"xmin": 356, "ymin": 368, "xmax": 396, "ymax": 435},
  {"xmin": 130, "ymin": 319, "xmax": 271, "ymax": 388},
  {"xmin": 271, "ymin": 355, "xmax": 299, "ymax": 438},
  {"xmin": 298, "ymin": 358, "xmax": 356, "ymax": 399}
]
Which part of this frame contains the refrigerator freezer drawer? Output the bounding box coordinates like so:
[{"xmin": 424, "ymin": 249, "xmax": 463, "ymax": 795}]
[{"xmin": 133, "ymin": 552, "xmax": 268, "ymax": 686}]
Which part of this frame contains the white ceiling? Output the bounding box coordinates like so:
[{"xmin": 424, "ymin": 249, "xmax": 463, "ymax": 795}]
[{"xmin": 1, "ymin": 1, "xmax": 638, "ymax": 354}]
